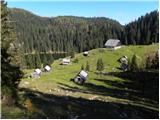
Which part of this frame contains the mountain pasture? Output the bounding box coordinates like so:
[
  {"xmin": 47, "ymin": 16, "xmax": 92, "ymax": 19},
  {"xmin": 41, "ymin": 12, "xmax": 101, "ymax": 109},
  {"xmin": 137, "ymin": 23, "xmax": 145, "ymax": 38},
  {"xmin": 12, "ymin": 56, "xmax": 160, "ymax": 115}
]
[{"xmin": 2, "ymin": 45, "xmax": 159, "ymax": 118}]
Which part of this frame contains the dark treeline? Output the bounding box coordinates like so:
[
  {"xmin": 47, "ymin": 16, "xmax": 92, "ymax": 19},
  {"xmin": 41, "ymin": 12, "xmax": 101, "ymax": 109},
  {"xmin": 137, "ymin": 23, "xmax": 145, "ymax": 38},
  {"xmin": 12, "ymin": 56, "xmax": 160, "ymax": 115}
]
[
  {"xmin": 9, "ymin": 8, "xmax": 124, "ymax": 53},
  {"xmin": 8, "ymin": 8, "xmax": 159, "ymax": 68},
  {"xmin": 9, "ymin": 8, "xmax": 159, "ymax": 53},
  {"xmin": 24, "ymin": 53, "xmax": 67, "ymax": 69},
  {"xmin": 124, "ymin": 11, "xmax": 159, "ymax": 45}
]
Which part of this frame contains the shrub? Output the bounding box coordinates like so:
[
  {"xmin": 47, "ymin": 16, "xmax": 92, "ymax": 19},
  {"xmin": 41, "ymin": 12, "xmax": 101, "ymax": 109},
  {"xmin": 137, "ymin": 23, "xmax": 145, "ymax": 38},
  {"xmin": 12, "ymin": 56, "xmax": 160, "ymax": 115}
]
[
  {"xmin": 73, "ymin": 58, "xmax": 79, "ymax": 63},
  {"xmin": 145, "ymin": 55, "xmax": 152, "ymax": 69},
  {"xmin": 145, "ymin": 51, "xmax": 159, "ymax": 69},
  {"xmin": 24, "ymin": 99, "xmax": 36, "ymax": 113},
  {"xmin": 151, "ymin": 51, "xmax": 159, "ymax": 69},
  {"xmin": 1, "ymin": 86, "xmax": 15, "ymax": 105},
  {"xmin": 99, "ymin": 48, "xmax": 105, "ymax": 53}
]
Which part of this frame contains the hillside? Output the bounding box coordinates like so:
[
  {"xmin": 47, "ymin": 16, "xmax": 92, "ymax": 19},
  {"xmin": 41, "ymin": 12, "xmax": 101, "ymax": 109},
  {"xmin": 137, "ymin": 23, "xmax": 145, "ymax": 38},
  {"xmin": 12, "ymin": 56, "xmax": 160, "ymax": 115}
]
[
  {"xmin": 9, "ymin": 8, "xmax": 123, "ymax": 53},
  {"xmin": 8, "ymin": 8, "xmax": 159, "ymax": 69},
  {"xmin": 9, "ymin": 8, "xmax": 158, "ymax": 54},
  {"xmin": 2, "ymin": 45, "xmax": 159, "ymax": 118}
]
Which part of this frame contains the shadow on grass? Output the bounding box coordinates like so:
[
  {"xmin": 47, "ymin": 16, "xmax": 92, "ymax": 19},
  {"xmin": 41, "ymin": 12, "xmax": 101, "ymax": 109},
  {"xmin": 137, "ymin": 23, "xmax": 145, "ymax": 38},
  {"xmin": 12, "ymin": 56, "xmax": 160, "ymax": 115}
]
[
  {"xmin": 57, "ymin": 70, "xmax": 159, "ymax": 116},
  {"xmin": 107, "ymin": 70, "xmax": 159, "ymax": 101},
  {"xmin": 19, "ymin": 87, "xmax": 158, "ymax": 119},
  {"xmin": 58, "ymin": 82, "xmax": 136, "ymax": 99},
  {"xmin": 92, "ymin": 70, "xmax": 159, "ymax": 102},
  {"xmin": 58, "ymin": 81, "xmax": 158, "ymax": 109}
]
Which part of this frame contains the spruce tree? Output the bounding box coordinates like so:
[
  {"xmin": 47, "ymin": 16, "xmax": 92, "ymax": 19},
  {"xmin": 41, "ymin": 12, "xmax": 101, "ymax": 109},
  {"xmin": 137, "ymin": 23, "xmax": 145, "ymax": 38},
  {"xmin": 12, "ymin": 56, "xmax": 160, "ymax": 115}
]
[
  {"xmin": 1, "ymin": 0, "xmax": 23, "ymax": 104},
  {"xmin": 127, "ymin": 58, "xmax": 131, "ymax": 71},
  {"xmin": 97, "ymin": 58, "xmax": 104, "ymax": 72},
  {"xmin": 70, "ymin": 48, "xmax": 75, "ymax": 58},
  {"xmin": 34, "ymin": 50, "xmax": 41, "ymax": 68},
  {"xmin": 81, "ymin": 64, "xmax": 84, "ymax": 70},
  {"xmin": 145, "ymin": 55, "xmax": 152, "ymax": 69},
  {"xmin": 130, "ymin": 54, "xmax": 139, "ymax": 71},
  {"xmin": 85, "ymin": 61, "xmax": 90, "ymax": 71}
]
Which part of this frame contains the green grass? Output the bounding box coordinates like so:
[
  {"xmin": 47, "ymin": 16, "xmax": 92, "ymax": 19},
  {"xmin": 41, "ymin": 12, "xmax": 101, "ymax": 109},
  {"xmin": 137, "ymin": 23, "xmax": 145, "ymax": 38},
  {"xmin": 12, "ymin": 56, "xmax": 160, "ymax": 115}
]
[
  {"xmin": 2, "ymin": 44, "xmax": 159, "ymax": 118},
  {"xmin": 21, "ymin": 44, "xmax": 158, "ymax": 91}
]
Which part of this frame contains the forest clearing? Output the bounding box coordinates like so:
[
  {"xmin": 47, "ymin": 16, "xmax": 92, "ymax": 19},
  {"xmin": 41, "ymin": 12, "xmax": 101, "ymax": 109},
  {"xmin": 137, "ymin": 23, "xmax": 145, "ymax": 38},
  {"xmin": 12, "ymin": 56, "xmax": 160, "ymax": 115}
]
[
  {"xmin": 1, "ymin": 0, "xmax": 159, "ymax": 119},
  {"xmin": 2, "ymin": 45, "xmax": 159, "ymax": 118}
]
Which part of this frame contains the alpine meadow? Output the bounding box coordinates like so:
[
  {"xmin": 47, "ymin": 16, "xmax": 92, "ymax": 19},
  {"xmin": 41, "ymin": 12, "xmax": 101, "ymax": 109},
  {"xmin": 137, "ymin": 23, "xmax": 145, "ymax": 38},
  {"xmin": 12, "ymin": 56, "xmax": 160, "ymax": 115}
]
[{"xmin": 1, "ymin": 0, "xmax": 159, "ymax": 119}]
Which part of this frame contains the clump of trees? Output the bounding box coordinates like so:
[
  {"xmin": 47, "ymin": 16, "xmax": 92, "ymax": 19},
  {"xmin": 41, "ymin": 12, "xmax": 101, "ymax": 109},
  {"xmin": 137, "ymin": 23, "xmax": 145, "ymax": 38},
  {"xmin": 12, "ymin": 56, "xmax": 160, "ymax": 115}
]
[
  {"xmin": 128, "ymin": 51, "xmax": 159, "ymax": 72},
  {"xmin": 1, "ymin": 0, "xmax": 23, "ymax": 105},
  {"xmin": 125, "ymin": 52, "xmax": 158, "ymax": 96},
  {"xmin": 124, "ymin": 10, "xmax": 159, "ymax": 45}
]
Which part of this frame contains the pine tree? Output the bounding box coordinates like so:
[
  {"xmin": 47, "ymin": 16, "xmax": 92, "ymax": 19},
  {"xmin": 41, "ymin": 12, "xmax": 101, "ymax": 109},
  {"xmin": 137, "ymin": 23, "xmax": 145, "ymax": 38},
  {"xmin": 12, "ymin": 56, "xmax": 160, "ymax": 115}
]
[
  {"xmin": 81, "ymin": 64, "xmax": 84, "ymax": 70},
  {"xmin": 130, "ymin": 54, "xmax": 139, "ymax": 71},
  {"xmin": 34, "ymin": 50, "xmax": 41, "ymax": 68},
  {"xmin": 127, "ymin": 58, "xmax": 131, "ymax": 71},
  {"xmin": 85, "ymin": 61, "xmax": 90, "ymax": 71},
  {"xmin": 1, "ymin": 0, "xmax": 23, "ymax": 105},
  {"xmin": 97, "ymin": 58, "xmax": 104, "ymax": 72},
  {"xmin": 43, "ymin": 52, "xmax": 48, "ymax": 66},
  {"xmin": 70, "ymin": 48, "xmax": 75, "ymax": 58},
  {"xmin": 146, "ymin": 30, "xmax": 151, "ymax": 44},
  {"xmin": 145, "ymin": 55, "xmax": 152, "ymax": 69},
  {"xmin": 136, "ymin": 28, "xmax": 141, "ymax": 44}
]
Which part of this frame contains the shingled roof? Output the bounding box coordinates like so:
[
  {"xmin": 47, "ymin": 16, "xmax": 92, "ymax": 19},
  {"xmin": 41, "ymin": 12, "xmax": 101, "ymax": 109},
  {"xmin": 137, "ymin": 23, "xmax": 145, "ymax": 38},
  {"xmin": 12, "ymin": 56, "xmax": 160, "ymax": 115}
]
[{"xmin": 105, "ymin": 39, "xmax": 121, "ymax": 47}]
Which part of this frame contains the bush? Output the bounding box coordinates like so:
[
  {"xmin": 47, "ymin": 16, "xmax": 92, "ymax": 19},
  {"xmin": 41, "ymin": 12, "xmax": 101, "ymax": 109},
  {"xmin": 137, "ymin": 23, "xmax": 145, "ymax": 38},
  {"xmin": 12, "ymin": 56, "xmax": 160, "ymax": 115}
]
[
  {"xmin": 151, "ymin": 51, "xmax": 159, "ymax": 69},
  {"xmin": 145, "ymin": 54, "xmax": 153, "ymax": 69},
  {"xmin": 24, "ymin": 99, "xmax": 37, "ymax": 113},
  {"xmin": 1, "ymin": 86, "xmax": 16, "ymax": 105},
  {"xmin": 145, "ymin": 51, "xmax": 159, "ymax": 69},
  {"xmin": 99, "ymin": 48, "xmax": 105, "ymax": 53},
  {"xmin": 73, "ymin": 58, "xmax": 79, "ymax": 63}
]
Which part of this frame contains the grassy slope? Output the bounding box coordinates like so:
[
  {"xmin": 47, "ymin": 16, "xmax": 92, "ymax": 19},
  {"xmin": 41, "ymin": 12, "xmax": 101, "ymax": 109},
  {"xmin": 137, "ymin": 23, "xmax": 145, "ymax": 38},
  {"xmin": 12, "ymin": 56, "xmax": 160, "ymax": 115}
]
[
  {"xmin": 2, "ymin": 44, "xmax": 159, "ymax": 118},
  {"xmin": 21, "ymin": 44, "xmax": 158, "ymax": 91}
]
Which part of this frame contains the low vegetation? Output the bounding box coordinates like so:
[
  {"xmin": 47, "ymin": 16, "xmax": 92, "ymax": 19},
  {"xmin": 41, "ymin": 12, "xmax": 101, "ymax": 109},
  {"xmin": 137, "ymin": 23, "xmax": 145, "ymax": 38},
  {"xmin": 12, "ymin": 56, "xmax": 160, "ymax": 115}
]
[{"xmin": 2, "ymin": 44, "xmax": 158, "ymax": 118}]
